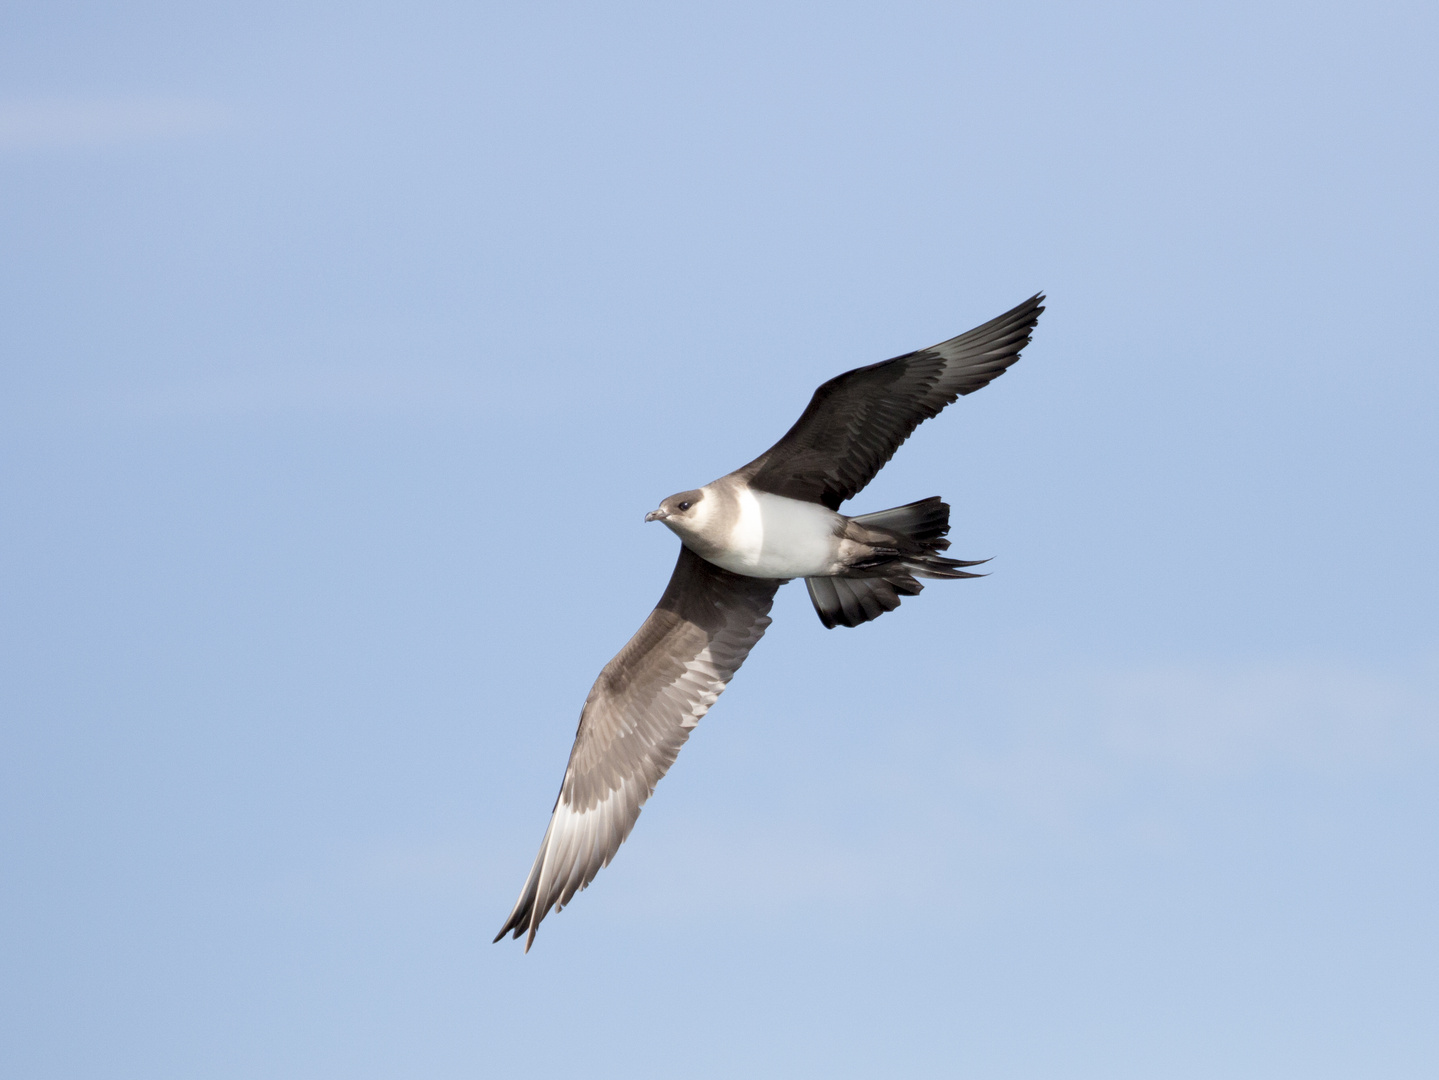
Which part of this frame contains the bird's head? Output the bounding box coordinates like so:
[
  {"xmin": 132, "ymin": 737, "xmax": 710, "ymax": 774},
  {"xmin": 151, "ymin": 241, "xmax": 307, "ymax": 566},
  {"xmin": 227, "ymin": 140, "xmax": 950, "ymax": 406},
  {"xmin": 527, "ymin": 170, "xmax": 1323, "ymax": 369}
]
[{"xmin": 644, "ymin": 489, "xmax": 705, "ymax": 534}]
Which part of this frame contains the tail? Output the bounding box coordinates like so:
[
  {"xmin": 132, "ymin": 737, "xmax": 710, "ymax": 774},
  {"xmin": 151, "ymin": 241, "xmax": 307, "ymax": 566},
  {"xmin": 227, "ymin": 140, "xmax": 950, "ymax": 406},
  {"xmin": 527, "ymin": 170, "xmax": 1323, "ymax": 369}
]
[{"xmin": 805, "ymin": 497, "xmax": 987, "ymax": 629}]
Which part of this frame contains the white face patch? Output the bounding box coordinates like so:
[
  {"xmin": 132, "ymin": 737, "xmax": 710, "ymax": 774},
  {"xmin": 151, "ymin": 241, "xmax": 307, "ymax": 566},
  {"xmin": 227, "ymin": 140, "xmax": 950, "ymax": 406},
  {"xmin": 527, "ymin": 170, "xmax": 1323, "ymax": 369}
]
[
  {"xmin": 660, "ymin": 489, "xmax": 717, "ymax": 553},
  {"xmin": 685, "ymin": 490, "xmax": 717, "ymax": 534}
]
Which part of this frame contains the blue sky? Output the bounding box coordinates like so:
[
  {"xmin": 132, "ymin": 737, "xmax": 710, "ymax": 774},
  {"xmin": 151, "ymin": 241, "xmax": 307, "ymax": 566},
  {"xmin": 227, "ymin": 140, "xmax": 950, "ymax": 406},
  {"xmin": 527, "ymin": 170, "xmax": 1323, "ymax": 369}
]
[{"xmin": 2, "ymin": 2, "xmax": 1436, "ymax": 1077}]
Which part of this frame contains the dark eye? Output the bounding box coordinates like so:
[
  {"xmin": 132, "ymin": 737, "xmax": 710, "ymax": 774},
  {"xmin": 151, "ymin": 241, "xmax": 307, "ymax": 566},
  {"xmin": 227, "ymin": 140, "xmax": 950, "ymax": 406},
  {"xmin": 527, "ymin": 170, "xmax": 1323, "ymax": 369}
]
[{"xmin": 677, "ymin": 501, "xmax": 691, "ymax": 511}]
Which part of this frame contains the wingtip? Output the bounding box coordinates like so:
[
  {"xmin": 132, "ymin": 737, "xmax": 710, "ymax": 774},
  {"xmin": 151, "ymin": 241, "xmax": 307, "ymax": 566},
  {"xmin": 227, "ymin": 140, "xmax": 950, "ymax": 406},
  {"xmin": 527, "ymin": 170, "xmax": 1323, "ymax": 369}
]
[{"xmin": 491, "ymin": 919, "xmax": 538, "ymax": 952}]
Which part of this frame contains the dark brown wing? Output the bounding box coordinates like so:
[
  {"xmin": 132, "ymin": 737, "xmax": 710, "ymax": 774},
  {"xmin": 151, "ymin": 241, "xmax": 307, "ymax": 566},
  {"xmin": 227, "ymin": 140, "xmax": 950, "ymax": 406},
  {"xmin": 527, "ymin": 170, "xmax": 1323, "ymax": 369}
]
[
  {"xmin": 494, "ymin": 546, "xmax": 782, "ymax": 950},
  {"xmin": 744, "ymin": 294, "xmax": 1045, "ymax": 509}
]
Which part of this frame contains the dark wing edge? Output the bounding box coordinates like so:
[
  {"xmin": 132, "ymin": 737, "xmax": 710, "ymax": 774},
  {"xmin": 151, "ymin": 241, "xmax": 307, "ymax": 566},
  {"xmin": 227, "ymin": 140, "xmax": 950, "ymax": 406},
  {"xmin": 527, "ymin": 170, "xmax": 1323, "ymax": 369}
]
[
  {"xmin": 744, "ymin": 293, "xmax": 1045, "ymax": 509},
  {"xmin": 493, "ymin": 546, "xmax": 782, "ymax": 950}
]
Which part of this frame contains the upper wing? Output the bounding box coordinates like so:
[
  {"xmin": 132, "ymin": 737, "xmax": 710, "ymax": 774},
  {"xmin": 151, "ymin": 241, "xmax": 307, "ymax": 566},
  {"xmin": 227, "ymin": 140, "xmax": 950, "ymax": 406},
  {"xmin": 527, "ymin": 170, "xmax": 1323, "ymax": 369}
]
[
  {"xmin": 495, "ymin": 546, "xmax": 782, "ymax": 950},
  {"xmin": 744, "ymin": 294, "xmax": 1045, "ymax": 509}
]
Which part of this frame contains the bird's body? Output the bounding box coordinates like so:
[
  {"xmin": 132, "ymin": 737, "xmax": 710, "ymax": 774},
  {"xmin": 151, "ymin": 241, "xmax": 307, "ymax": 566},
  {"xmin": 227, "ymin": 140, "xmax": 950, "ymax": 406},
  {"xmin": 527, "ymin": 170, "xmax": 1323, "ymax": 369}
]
[
  {"xmin": 661, "ymin": 482, "xmax": 844, "ymax": 578},
  {"xmin": 496, "ymin": 294, "xmax": 1046, "ymax": 949}
]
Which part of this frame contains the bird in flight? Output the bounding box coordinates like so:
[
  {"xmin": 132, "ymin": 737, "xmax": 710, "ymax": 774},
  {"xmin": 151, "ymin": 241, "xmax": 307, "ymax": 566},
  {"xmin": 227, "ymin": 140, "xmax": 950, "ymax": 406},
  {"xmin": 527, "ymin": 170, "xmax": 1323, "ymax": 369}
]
[{"xmin": 496, "ymin": 294, "xmax": 1045, "ymax": 949}]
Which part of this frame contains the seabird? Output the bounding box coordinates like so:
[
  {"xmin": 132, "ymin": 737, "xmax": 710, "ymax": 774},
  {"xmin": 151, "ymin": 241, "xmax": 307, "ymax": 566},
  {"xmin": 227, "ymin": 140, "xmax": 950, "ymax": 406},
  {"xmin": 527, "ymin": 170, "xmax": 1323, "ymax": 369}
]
[{"xmin": 496, "ymin": 294, "xmax": 1045, "ymax": 949}]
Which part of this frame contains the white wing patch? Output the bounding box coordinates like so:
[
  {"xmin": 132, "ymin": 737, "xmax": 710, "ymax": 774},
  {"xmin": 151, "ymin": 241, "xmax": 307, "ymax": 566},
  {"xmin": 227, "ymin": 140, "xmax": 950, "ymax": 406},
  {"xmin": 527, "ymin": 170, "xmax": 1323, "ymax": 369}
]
[{"xmin": 679, "ymin": 646, "xmax": 722, "ymax": 728}]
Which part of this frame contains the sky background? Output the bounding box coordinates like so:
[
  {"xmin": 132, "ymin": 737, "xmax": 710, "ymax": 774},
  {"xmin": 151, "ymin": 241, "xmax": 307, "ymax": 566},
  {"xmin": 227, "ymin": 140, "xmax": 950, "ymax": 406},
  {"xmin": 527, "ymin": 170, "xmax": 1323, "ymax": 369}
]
[{"xmin": 2, "ymin": 2, "xmax": 1437, "ymax": 1077}]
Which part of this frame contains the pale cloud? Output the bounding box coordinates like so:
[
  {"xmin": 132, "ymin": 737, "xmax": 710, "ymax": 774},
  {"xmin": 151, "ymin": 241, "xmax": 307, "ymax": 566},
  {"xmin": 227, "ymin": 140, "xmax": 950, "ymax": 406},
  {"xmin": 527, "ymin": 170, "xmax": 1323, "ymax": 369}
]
[
  {"xmin": 618, "ymin": 653, "xmax": 1439, "ymax": 920},
  {"xmin": 259, "ymin": 839, "xmax": 494, "ymax": 914},
  {"xmin": 98, "ymin": 365, "xmax": 490, "ymax": 419},
  {"xmin": 0, "ymin": 97, "xmax": 226, "ymax": 151},
  {"xmin": 7, "ymin": 363, "xmax": 498, "ymax": 428},
  {"xmin": 957, "ymin": 653, "xmax": 1438, "ymax": 806},
  {"xmin": 254, "ymin": 653, "xmax": 1439, "ymax": 925},
  {"xmin": 1087, "ymin": 658, "xmax": 1437, "ymax": 773}
]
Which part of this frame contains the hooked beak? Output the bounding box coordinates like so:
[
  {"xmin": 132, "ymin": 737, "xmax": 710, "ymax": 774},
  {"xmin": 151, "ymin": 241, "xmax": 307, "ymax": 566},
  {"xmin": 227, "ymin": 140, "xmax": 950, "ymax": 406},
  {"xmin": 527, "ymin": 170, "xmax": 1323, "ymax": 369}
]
[{"xmin": 644, "ymin": 508, "xmax": 668, "ymax": 523}]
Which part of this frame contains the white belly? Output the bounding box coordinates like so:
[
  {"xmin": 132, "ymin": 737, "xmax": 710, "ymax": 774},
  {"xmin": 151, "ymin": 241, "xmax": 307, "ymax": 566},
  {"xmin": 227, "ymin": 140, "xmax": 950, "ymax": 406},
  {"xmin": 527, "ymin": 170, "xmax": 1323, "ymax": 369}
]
[{"xmin": 707, "ymin": 489, "xmax": 839, "ymax": 578}]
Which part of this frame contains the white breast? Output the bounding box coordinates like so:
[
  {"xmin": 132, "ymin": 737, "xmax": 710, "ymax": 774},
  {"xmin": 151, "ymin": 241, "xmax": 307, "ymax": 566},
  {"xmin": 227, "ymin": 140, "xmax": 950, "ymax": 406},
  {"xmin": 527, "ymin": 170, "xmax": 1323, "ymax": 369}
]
[{"xmin": 708, "ymin": 489, "xmax": 840, "ymax": 579}]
